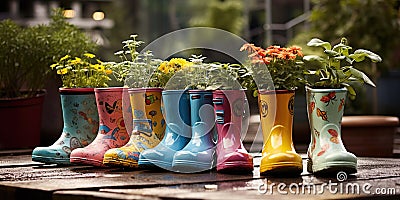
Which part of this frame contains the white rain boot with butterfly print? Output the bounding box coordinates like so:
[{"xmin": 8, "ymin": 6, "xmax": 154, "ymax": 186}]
[{"xmin": 306, "ymin": 87, "xmax": 357, "ymax": 175}]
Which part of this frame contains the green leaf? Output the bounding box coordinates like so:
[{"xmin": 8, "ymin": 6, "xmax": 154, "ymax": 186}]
[
  {"xmin": 337, "ymin": 69, "xmax": 346, "ymax": 79},
  {"xmin": 345, "ymin": 56, "xmax": 353, "ymax": 64},
  {"xmin": 332, "ymin": 43, "xmax": 352, "ymax": 53},
  {"xmin": 353, "ymin": 49, "xmax": 382, "ymax": 62},
  {"xmin": 303, "ymin": 55, "xmax": 325, "ymax": 62},
  {"xmin": 349, "ymin": 52, "xmax": 366, "ymax": 62},
  {"xmin": 343, "ymin": 83, "xmax": 356, "ymax": 100},
  {"xmin": 349, "ymin": 68, "xmax": 376, "ymax": 87},
  {"xmin": 238, "ymin": 69, "xmax": 247, "ymax": 73},
  {"xmin": 253, "ymin": 90, "xmax": 259, "ymax": 97},
  {"xmin": 304, "ymin": 70, "xmax": 316, "ymax": 75},
  {"xmin": 307, "ymin": 38, "xmax": 331, "ymax": 50},
  {"xmin": 334, "ymin": 56, "xmax": 346, "ymax": 60},
  {"xmin": 324, "ymin": 50, "xmax": 340, "ymax": 57}
]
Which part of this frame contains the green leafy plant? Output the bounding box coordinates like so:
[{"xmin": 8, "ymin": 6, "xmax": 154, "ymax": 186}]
[
  {"xmin": 160, "ymin": 55, "xmax": 212, "ymax": 90},
  {"xmin": 240, "ymin": 44, "xmax": 305, "ymax": 96},
  {"xmin": 151, "ymin": 58, "xmax": 192, "ymax": 88},
  {"xmin": 163, "ymin": 55, "xmax": 249, "ymax": 91},
  {"xmin": 207, "ymin": 62, "xmax": 249, "ymax": 90},
  {"xmin": 303, "ymin": 37, "xmax": 382, "ymax": 99},
  {"xmin": 50, "ymin": 53, "xmax": 112, "ymax": 88},
  {"xmin": 186, "ymin": 55, "xmax": 211, "ymax": 90},
  {"xmin": 108, "ymin": 35, "xmax": 162, "ymax": 88},
  {"xmin": 0, "ymin": 9, "xmax": 97, "ymax": 98}
]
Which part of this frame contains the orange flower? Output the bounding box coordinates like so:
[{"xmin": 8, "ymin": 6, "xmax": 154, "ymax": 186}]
[
  {"xmin": 240, "ymin": 43, "xmax": 257, "ymax": 52},
  {"xmin": 257, "ymin": 50, "xmax": 267, "ymax": 57},
  {"xmin": 266, "ymin": 46, "xmax": 281, "ymax": 56},
  {"xmin": 289, "ymin": 46, "xmax": 303, "ymax": 57},
  {"xmin": 241, "ymin": 43, "xmax": 303, "ymax": 64},
  {"xmin": 262, "ymin": 57, "xmax": 271, "ymax": 65}
]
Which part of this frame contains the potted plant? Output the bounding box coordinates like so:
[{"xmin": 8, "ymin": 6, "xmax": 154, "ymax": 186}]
[
  {"xmin": 0, "ymin": 9, "xmax": 97, "ymax": 150},
  {"xmin": 240, "ymin": 44, "xmax": 305, "ymax": 176},
  {"xmin": 303, "ymin": 37, "xmax": 381, "ymax": 175},
  {"xmin": 138, "ymin": 57, "xmax": 195, "ymax": 171},
  {"xmin": 161, "ymin": 55, "xmax": 217, "ymax": 173},
  {"xmin": 32, "ymin": 53, "xmax": 112, "ymax": 165},
  {"xmin": 102, "ymin": 35, "xmax": 167, "ymax": 168},
  {"xmin": 207, "ymin": 62, "xmax": 254, "ymax": 174}
]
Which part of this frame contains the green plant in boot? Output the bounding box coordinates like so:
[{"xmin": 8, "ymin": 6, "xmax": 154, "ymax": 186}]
[
  {"xmin": 303, "ymin": 37, "xmax": 381, "ymax": 175},
  {"xmin": 303, "ymin": 37, "xmax": 381, "ymax": 99}
]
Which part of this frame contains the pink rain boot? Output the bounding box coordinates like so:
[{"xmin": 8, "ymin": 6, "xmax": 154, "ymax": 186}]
[
  {"xmin": 213, "ymin": 90, "xmax": 253, "ymax": 173},
  {"xmin": 70, "ymin": 87, "xmax": 129, "ymax": 167}
]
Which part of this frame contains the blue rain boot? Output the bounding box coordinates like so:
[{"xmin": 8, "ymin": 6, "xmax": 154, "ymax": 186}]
[
  {"xmin": 138, "ymin": 90, "xmax": 191, "ymax": 170},
  {"xmin": 172, "ymin": 90, "xmax": 217, "ymax": 173},
  {"xmin": 32, "ymin": 88, "xmax": 98, "ymax": 165}
]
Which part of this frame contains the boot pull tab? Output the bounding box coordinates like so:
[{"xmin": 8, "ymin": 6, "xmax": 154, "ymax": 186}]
[
  {"xmin": 215, "ymin": 110, "xmax": 225, "ymax": 124},
  {"xmin": 191, "ymin": 94, "xmax": 201, "ymax": 99},
  {"xmin": 212, "ymin": 97, "xmax": 224, "ymax": 105}
]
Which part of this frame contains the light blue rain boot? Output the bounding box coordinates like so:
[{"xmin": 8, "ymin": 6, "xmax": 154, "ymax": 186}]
[
  {"xmin": 138, "ymin": 90, "xmax": 191, "ymax": 170},
  {"xmin": 32, "ymin": 88, "xmax": 98, "ymax": 165},
  {"xmin": 172, "ymin": 90, "xmax": 217, "ymax": 173}
]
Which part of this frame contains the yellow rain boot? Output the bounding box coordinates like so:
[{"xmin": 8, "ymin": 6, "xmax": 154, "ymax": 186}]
[
  {"xmin": 258, "ymin": 90, "xmax": 302, "ymax": 176},
  {"xmin": 103, "ymin": 88, "xmax": 166, "ymax": 168}
]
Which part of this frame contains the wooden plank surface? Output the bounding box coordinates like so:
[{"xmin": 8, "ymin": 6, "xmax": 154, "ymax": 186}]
[{"xmin": 1, "ymin": 154, "xmax": 400, "ymax": 200}]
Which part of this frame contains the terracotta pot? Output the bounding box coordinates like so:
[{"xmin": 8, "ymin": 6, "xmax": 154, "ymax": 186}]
[
  {"xmin": 342, "ymin": 115, "xmax": 399, "ymax": 157},
  {"xmin": 0, "ymin": 90, "xmax": 46, "ymax": 150}
]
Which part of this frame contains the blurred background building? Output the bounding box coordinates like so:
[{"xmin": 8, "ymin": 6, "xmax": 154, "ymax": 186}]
[{"xmin": 0, "ymin": 0, "xmax": 114, "ymax": 46}]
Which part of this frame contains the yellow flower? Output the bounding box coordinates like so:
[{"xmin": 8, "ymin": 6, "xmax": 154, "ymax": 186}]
[
  {"xmin": 84, "ymin": 53, "xmax": 95, "ymax": 59},
  {"xmin": 170, "ymin": 58, "xmax": 187, "ymax": 68},
  {"xmin": 57, "ymin": 68, "xmax": 68, "ymax": 75},
  {"xmin": 158, "ymin": 62, "xmax": 169, "ymax": 74},
  {"xmin": 93, "ymin": 64, "xmax": 105, "ymax": 71},
  {"xmin": 105, "ymin": 69, "xmax": 113, "ymax": 75},
  {"xmin": 168, "ymin": 58, "xmax": 191, "ymax": 72},
  {"xmin": 70, "ymin": 57, "xmax": 82, "ymax": 65},
  {"xmin": 60, "ymin": 55, "xmax": 70, "ymax": 62},
  {"xmin": 50, "ymin": 63, "xmax": 57, "ymax": 69}
]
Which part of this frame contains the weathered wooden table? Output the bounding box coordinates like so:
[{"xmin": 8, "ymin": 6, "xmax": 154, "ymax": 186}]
[{"xmin": 1, "ymin": 152, "xmax": 399, "ymax": 200}]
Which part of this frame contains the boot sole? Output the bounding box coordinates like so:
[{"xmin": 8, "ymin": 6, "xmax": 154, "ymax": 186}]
[
  {"xmin": 217, "ymin": 161, "xmax": 254, "ymax": 174},
  {"xmin": 172, "ymin": 160, "xmax": 214, "ymax": 173},
  {"xmin": 260, "ymin": 162, "xmax": 303, "ymax": 176},
  {"xmin": 70, "ymin": 157, "xmax": 105, "ymax": 167},
  {"xmin": 102, "ymin": 156, "xmax": 139, "ymax": 168},
  {"xmin": 138, "ymin": 158, "xmax": 172, "ymax": 170},
  {"xmin": 307, "ymin": 158, "xmax": 357, "ymax": 176},
  {"xmin": 32, "ymin": 155, "xmax": 71, "ymax": 165}
]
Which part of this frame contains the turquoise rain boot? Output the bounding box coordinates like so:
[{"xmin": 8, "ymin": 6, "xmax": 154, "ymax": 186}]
[
  {"xmin": 138, "ymin": 90, "xmax": 191, "ymax": 170},
  {"xmin": 32, "ymin": 88, "xmax": 98, "ymax": 165},
  {"xmin": 172, "ymin": 90, "xmax": 216, "ymax": 173}
]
